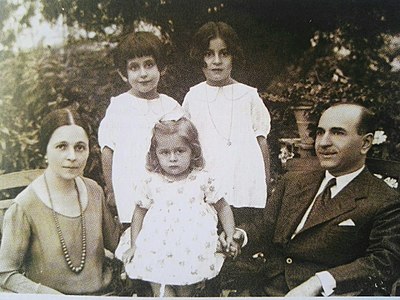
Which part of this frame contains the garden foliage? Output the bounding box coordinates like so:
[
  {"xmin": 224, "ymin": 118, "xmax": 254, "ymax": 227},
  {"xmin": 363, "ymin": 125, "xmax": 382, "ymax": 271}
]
[{"xmin": 0, "ymin": 1, "xmax": 399, "ymax": 183}]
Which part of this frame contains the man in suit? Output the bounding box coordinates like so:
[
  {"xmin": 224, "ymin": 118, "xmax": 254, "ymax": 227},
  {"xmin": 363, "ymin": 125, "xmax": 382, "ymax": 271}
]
[{"xmin": 228, "ymin": 103, "xmax": 400, "ymax": 296}]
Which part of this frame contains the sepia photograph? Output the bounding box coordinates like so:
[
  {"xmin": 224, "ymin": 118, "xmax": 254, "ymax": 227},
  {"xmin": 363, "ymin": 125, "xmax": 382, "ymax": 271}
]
[{"xmin": 0, "ymin": 0, "xmax": 399, "ymax": 298}]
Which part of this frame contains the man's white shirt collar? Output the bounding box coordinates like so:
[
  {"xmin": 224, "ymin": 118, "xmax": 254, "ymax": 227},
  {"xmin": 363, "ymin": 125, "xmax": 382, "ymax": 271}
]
[{"xmin": 323, "ymin": 166, "xmax": 365, "ymax": 198}]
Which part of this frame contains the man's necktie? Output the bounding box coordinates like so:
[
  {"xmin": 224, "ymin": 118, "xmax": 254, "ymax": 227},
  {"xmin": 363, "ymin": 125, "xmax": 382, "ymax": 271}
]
[{"xmin": 305, "ymin": 178, "xmax": 337, "ymax": 226}]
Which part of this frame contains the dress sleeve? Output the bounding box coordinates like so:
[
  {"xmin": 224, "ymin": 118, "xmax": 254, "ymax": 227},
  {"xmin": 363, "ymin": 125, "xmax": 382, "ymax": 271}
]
[
  {"xmin": 251, "ymin": 90, "xmax": 271, "ymax": 138},
  {"xmin": 0, "ymin": 203, "xmax": 60, "ymax": 294},
  {"xmin": 98, "ymin": 97, "xmax": 117, "ymax": 150},
  {"xmin": 182, "ymin": 92, "xmax": 192, "ymax": 118},
  {"xmin": 202, "ymin": 174, "xmax": 227, "ymax": 204},
  {"xmin": 134, "ymin": 177, "xmax": 154, "ymax": 209}
]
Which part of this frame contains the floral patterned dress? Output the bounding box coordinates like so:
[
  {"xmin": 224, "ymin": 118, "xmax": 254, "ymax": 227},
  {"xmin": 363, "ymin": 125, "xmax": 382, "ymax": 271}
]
[{"xmin": 121, "ymin": 170, "xmax": 225, "ymax": 285}]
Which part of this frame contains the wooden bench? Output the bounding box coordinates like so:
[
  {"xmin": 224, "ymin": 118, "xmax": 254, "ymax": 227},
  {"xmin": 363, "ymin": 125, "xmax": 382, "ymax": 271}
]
[{"xmin": 0, "ymin": 169, "xmax": 44, "ymax": 234}]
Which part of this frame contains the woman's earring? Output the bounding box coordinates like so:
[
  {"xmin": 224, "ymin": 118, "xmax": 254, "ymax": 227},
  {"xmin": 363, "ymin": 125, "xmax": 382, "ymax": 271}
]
[{"xmin": 44, "ymin": 156, "xmax": 48, "ymax": 164}]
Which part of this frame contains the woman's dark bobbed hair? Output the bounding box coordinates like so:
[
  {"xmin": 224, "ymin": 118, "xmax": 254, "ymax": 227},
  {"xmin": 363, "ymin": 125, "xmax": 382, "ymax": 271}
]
[{"xmin": 39, "ymin": 108, "xmax": 89, "ymax": 155}]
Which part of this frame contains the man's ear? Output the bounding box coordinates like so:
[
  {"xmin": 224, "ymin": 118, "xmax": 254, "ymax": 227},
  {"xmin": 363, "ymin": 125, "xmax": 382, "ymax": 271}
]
[
  {"xmin": 361, "ymin": 133, "xmax": 374, "ymax": 154},
  {"xmin": 117, "ymin": 69, "xmax": 128, "ymax": 82}
]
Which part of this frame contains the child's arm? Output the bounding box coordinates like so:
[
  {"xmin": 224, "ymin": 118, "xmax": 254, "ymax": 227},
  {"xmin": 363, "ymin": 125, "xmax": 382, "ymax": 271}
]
[
  {"xmin": 122, "ymin": 205, "xmax": 148, "ymax": 264},
  {"xmin": 257, "ymin": 136, "xmax": 271, "ymax": 185},
  {"xmin": 213, "ymin": 198, "xmax": 239, "ymax": 258},
  {"xmin": 101, "ymin": 146, "xmax": 116, "ymax": 208}
]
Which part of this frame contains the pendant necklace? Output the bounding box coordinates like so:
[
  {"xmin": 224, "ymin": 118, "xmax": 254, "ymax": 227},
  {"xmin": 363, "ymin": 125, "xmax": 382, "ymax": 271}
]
[
  {"xmin": 44, "ymin": 173, "xmax": 87, "ymax": 273},
  {"xmin": 206, "ymin": 84, "xmax": 234, "ymax": 146}
]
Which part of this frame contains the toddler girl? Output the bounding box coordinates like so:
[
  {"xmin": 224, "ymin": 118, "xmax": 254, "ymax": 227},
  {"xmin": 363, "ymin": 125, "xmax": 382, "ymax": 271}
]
[
  {"xmin": 182, "ymin": 21, "xmax": 271, "ymax": 225},
  {"xmin": 120, "ymin": 117, "xmax": 238, "ymax": 297},
  {"xmin": 98, "ymin": 31, "xmax": 184, "ymax": 224}
]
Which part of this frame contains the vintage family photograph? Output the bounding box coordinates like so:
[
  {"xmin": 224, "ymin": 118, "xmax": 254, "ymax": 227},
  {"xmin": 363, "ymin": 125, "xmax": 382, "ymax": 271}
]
[{"xmin": 0, "ymin": 0, "xmax": 399, "ymax": 298}]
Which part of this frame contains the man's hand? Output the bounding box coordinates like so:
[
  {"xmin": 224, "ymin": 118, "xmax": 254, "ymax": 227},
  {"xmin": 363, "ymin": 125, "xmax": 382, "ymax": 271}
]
[
  {"xmin": 285, "ymin": 276, "xmax": 323, "ymax": 297},
  {"xmin": 218, "ymin": 229, "xmax": 245, "ymax": 257},
  {"xmin": 224, "ymin": 235, "xmax": 240, "ymax": 259}
]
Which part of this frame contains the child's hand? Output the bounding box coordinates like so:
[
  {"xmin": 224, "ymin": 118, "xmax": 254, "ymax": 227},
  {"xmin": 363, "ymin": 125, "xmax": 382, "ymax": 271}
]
[
  {"xmin": 225, "ymin": 235, "xmax": 240, "ymax": 259},
  {"xmin": 122, "ymin": 246, "xmax": 136, "ymax": 264}
]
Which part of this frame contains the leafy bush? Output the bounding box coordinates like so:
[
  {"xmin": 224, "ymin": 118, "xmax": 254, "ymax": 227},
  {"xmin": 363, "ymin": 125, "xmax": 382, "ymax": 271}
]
[
  {"xmin": 0, "ymin": 44, "xmax": 121, "ymax": 184},
  {"xmin": 266, "ymin": 27, "xmax": 400, "ymax": 161}
]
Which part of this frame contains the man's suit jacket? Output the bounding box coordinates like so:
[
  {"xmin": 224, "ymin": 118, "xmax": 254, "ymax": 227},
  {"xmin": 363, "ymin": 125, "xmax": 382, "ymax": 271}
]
[{"xmin": 250, "ymin": 168, "xmax": 400, "ymax": 296}]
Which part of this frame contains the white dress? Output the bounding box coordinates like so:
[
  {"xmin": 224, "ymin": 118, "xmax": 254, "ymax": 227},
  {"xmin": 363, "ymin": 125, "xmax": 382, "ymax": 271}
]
[
  {"xmin": 98, "ymin": 92, "xmax": 183, "ymax": 222},
  {"xmin": 183, "ymin": 82, "xmax": 271, "ymax": 208},
  {"xmin": 120, "ymin": 170, "xmax": 225, "ymax": 285}
]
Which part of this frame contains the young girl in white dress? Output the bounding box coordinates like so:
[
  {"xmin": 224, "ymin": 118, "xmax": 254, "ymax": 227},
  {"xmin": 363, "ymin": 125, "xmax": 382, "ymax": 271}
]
[
  {"xmin": 119, "ymin": 117, "xmax": 238, "ymax": 297},
  {"xmin": 182, "ymin": 22, "xmax": 271, "ymax": 226},
  {"xmin": 98, "ymin": 31, "xmax": 183, "ymax": 225}
]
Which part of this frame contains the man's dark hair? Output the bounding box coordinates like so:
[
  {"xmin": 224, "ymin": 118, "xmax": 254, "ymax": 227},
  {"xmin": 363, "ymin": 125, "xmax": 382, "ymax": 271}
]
[
  {"xmin": 329, "ymin": 102, "xmax": 375, "ymax": 135},
  {"xmin": 357, "ymin": 105, "xmax": 376, "ymax": 135}
]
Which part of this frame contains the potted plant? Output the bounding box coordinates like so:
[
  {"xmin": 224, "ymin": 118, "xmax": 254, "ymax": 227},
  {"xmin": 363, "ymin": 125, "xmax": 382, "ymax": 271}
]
[{"xmin": 267, "ymin": 27, "xmax": 400, "ymax": 161}]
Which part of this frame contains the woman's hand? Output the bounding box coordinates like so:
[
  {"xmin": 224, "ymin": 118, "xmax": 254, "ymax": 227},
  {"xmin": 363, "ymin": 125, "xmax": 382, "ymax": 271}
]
[{"xmin": 122, "ymin": 246, "xmax": 136, "ymax": 264}]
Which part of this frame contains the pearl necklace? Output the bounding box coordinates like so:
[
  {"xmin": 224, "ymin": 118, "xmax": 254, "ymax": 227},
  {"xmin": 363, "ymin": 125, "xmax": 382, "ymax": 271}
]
[
  {"xmin": 205, "ymin": 84, "xmax": 234, "ymax": 146},
  {"xmin": 44, "ymin": 174, "xmax": 86, "ymax": 273}
]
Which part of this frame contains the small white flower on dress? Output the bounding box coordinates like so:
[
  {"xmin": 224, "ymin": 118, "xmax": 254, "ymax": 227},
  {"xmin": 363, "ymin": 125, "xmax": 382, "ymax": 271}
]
[
  {"xmin": 186, "ymin": 248, "xmax": 191, "ymax": 254},
  {"xmin": 177, "ymin": 187, "xmax": 184, "ymax": 194},
  {"xmin": 210, "ymin": 264, "xmax": 215, "ymax": 271},
  {"xmin": 145, "ymin": 266, "xmax": 153, "ymax": 272},
  {"xmin": 167, "ymin": 252, "xmax": 173, "ymax": 258},
  {"xmin": 167, "ymin": 200, "xmax": 174, "ymax": 206},
  {"xmin": 144, "ymin": 177, "xmax": 152, "ymax": 184},
  {"xmin": 198, "ymin": 255, "xmax": 205, "ymax": 261},
  {"xmin": 179, "ymin": 261, "xmax": 185, "ymax": 266},
  {"xmin": 209, "ymin": 185, "xmax": 215, "ymax": 192},
  {"xmin": 372, "ymin": 130, "xmax": 387, "ymax": 145},
  {"xmin": 191, "ymin": 270, "xmax": 198, "ymax": 275},
  {"xmin": 208, "ymin": 177, "xmax": 215, "ymax": 184},
  {"xmin": 137, "ymin": 200, "xmax": 143, "ymax": 206},
  {"xmin": 189, "ymin": 174, "xmax": 197, "ymax": 181},
  {"xmin": 200, "ymin": 210, "xmax": 206, "ymax": 216},
  {"xmin": 200, "ymin": 184, "xmax": 207, "ymax": 191},
  {"xmin": 190, "ymin": 197, "xmax": 196, "ymax": 203},
  {"xmin": 205, "ymin": 242, "xmax": 211, "ymax": 248},
  {"xmin": 155, "ymin": 187, "xmax": 161, "ymax": 193}
]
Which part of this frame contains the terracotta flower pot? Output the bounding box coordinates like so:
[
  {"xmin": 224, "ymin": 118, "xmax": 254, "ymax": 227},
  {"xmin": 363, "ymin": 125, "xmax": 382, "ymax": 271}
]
[{"xmin": 291, "ymin": 105, "xmax": 316, "ymax": 157}]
